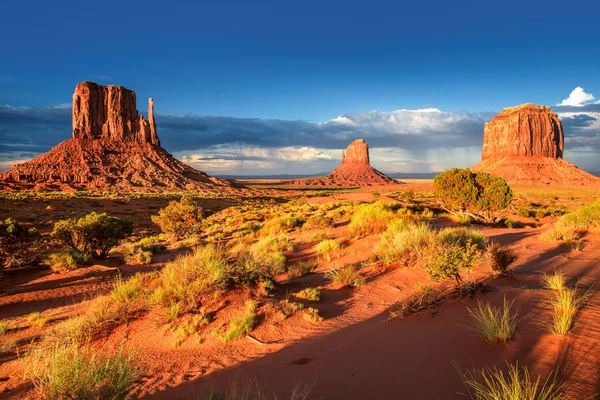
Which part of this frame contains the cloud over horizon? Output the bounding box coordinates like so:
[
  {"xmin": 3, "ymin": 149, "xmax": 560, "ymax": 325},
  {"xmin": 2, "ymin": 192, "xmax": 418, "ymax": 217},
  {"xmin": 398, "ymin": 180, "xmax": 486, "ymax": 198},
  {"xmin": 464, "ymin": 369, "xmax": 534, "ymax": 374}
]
[{"xmin": 1, "ymin": 87, "xmax": 599, "ymax": 175}]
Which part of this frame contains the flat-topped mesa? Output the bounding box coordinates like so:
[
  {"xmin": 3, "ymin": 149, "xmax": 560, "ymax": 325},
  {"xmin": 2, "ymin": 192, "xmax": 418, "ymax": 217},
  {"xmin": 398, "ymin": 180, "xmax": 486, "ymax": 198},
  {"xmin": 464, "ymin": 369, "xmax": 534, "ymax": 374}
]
[
  {"xmin": 342, "ymin": 139, "xmax": 370, "ymax": 165},
  {"xmin": 481, "ymin": 103, "xmax": 563, "ymax": 160},
  {"xmin": 72, "ymin": 81, "xmax": 160, "ymax": 145}
]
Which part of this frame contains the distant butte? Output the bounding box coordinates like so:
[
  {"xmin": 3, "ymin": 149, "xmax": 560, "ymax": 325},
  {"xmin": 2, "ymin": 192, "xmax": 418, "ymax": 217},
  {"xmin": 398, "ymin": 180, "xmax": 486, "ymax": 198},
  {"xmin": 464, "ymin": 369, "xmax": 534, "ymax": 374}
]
[
  {"xmin": 0, "ymin": 81, "xmax": 229, "ymax": 191},
  {"xmin": 293, "ymin": 139, "xmax": 397, "ymax": 186},
  {"xmin": 471, "ymin": 103, "xmax": 599, "ymax": 186}
]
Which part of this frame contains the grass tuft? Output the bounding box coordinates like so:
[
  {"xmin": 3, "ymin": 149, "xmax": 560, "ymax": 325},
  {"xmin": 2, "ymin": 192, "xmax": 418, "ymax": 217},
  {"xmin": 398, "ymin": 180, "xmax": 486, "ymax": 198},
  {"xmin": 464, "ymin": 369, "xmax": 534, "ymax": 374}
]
[
  {"xmin": 325, "ymin": 264, "xmax": 365, "ymax": 288},
  {"xmin": 28, "ymin": 312, "xmax": 51, "ymax": 328},
  {"xmin": 467, "ymin": 297, "xmax": 520, "ymax": 344},
  {"xmin": 220, "ymin": 301, "xmax": 257, "ymax": 343},
  {"xmin": 487, "ymin": 241, "xmax": 519, "ymax": 274}
]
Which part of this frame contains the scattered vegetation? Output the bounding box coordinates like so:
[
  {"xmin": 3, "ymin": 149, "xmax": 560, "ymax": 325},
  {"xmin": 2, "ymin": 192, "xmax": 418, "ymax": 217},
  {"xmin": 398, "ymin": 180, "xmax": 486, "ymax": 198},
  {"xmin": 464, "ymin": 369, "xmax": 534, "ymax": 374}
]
[
  {"xmin": 325, "ymin": 264, "xmax": 365, "ymax": 288},
  {"xmin": 294, "ymin": 287, "xmax": 320, "ymax": 302},
  {"xmin": 376, "ymin": 220, "xmax": 434, "ymax": 264},
  {"xmin": 458, "ymin": 362, "xmax": 565, "ymax": 400},
  {"xmin": 303, "ymin": 307, "xmax": 324, "ymax": 323},
  {"xmin": 315, "ymin": 238, "xmax": 342, "ymax": 261},
  {"xmin": 425, "ymin": 240, "xmax": 481, "ymax": 283},
  {"xmin": 46, "ymin": 250, "xmax": 91, "ymax": 272},
  {"xmin": 433, "ymin": 168, "xmax": 513, "ymax": 222},
  {"xmin": 151, "ymin": 196, "xmax": 204, "ymax": 240},
  {"xmin": 0, "ymin": 218, "xmax": 40, "ymax": 269},
  {"xmin": 487, "ymin": 241, "xmax": 519, "ymax": 275},
  {"xmin": 219, "ymin": 301, "xmax": 257, "ymax": 342},
  {"xmin": 28, "ymin": 312, "xmax": 51, "ymax": 328},
  {"xmin": 26, "ymin": 344, "xmax": 139, "ymax": 400},
  {"xmin": 349, "ymin": 202, "xmax": 395, "ymax": 237},
  {"xmin": 467, "ymin": 297, "xmax": 520, "ymax": 344},
  {"xmin": 52, "ymin": 212, "xmax": 133, "ymax": 258},
  {"xmin": 546, "ymin": 287, "xmax": 588, "ymax": 336},
  {"xmin": 0, "ymin": 319, "xmax": 10, "ymax": 335},
  {"xmin": 439, "ymin": 227, "xmax": 486, "ymax": 248},
  {"xmin": 541, "ymin": 199, "xmax": 600, "ymax": 242}
]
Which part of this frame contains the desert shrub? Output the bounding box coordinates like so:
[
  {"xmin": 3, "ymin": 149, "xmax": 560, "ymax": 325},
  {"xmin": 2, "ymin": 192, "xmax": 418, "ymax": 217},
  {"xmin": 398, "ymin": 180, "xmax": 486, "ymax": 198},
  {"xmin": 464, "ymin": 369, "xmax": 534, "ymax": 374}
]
[
  {"xmin": 0, "ymin": 320, "xmax": 9, "ymax": 335},
  {"xmin": 541, "ymin": 272, "xmax": 567, "ymax": 291},
  {"xmin": 220, "ymin": 301, "xmax": 256, "ymax": 342},
  {"xmin": 439, "ymin": 227, "xmax": 486, "ymax": 248},
  {"xmin": 504, "ymin": 218, "xmax": 525, "ymax": 229},
  {"xmin": 0, "ymin": 218, "xmax": 41, "ymax": 269},
  {"xmin": 52, "ymin": 212, "xmax": 133, "ymax": 258},
  {"xmin": 46, "ymin": 250, "xmax": 91, "ymax": 272},
  {"xmin": 151, "ymin": 196, "xmax": 203, "ymax": 239},
  {"xmin": 26, "ymin": 344, "xmax": 139, "ymax": 400},
  {"xmin": 348, "ymin": 202, "xmax": 395, "ymax": 237},
  {"xmin": 304, "ymin": 213, "xmax": 333, "ymax": 228},
  {"xmin": 117, "ymin": 240, "xmax": 165, "ymax": 265},
  {"xmin": 541, "ymin": 199, "xmax": 600, "ymax": 242},
  {"xmin": 294, "ymin": 287, "xmax": 320, "ymax": 302},
  {"xmin": 487, "ymin": 242, "xmax": 519, "ymax": 274},
  {"xmin": 467, "ymin": 297, "xmax": 520, "ymax": 344},
  {"xmin": 517, "ymin": 207, "xmax": 532, "ymax": 218},
  {"xmin": 433, "ymin": 168, "xmax": 513, "ymax": 222},
  {"xmin": 325, "ymin": 264, "xmax": 365, "ymax": 288},
  {"xmin": 241, "ymin": 235, "xmax": 291, "ymax": 279},
  {"xmin": 153, "ymin": 245, "xmax": 229, "ymax": 309},
  {"xmin": 376, "ymin": 220, "xmax": 435, "ymax": 264},
  {"xmin": 425, "ymin": 240, "xmax": 481, "ymax": 283},
  {"xmin": 315, "ymin": 239, "xmax": 342, "ymax": 260},
  {"xmin": 303, "ymin": 307, "xmax": 324, "ymax": 323},
  {"xmin": 28, "ymin": 312, "xmax": 51, "ymax": 328},
  {"xmin": 450, "ymin": 213, "xmax": 473, "ymax": 225},
  {"xmin": 287, "ymin": 260, "xmax": 317, "ymax": 280},
  {"xmin": 111, "ymin": 275, "xmax": 144, "ymax": 305},
  {"xmin": 421, "ymin": 208, "xmax": 435, "ymax": 218},
  {"xmin": 546, "ymin": 287, "xmax": 588, "ymax": 335},
  {"xmin": 297, "ymin": 230, "xmax": 329, "ymax": 244},
  {"xmin": 458, "ymin": 362, "xmax": 565, "ymax": 400},
  {"xmin": 260, "ymin": 214, "xmax": 304, "ymax": 236},
  {"xmin": 414, "ymin": 282, "xmax": 434, "ymax": 293}
]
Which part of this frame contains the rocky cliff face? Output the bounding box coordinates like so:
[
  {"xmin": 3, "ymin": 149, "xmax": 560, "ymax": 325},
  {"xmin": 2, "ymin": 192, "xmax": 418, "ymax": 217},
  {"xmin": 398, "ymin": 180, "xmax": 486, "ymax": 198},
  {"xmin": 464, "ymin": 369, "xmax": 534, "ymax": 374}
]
[
  {"xmin": 293, "ymin": 139, "xmax": 396, "ymax": 186},
  {"xmin": 72, "ymin": 81, "xmax": 159, "ymax": 145},
  {"xmin": 0, "ymin": 81, "xmax": 229, "ymax": 191},
  {"xmin": 472, "ymin": 103, "xmax": 598, "ymax": 186},
  {"xmin": 481, "ymin": 104, "xmax": 563, "ymax": 160}
]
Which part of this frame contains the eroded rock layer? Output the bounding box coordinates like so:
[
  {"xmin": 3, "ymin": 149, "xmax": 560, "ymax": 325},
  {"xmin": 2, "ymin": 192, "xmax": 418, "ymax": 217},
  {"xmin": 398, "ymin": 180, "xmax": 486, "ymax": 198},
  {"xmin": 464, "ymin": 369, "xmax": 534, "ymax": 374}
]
[
  {"xmin": 293, "ymin": 139, "xmax": 397, "ymax": 186},
  {"xmin": 472, "ymin": 103, "xmax": 598, "ymax": 186},
  {"xmin": 0, "ymin": 82, "xmax": 228, "ymax": 191}
]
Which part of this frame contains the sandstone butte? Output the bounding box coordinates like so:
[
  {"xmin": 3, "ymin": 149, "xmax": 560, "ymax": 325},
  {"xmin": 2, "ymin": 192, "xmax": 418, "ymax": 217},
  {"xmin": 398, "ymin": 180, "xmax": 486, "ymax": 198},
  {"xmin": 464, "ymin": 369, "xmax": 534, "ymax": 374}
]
[
  {"xmin": 471, "ymin": 103, "xmax": 599, "ymax": 186},
  {"xmin": 293, "ymin": 139, "xmax": 397, "ymax": 186},
  {"xmin": 0, "ymin": 81, "xmax": 229, "ymax": 191}
]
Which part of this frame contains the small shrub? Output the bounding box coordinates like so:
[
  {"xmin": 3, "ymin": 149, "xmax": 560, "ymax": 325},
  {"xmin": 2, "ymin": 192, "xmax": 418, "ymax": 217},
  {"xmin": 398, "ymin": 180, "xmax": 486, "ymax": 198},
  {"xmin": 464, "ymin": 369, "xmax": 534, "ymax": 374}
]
[
  {"xmin": 303, "ymin": 307, "xmax": 324, "ymax": 323},
  {"xmin": 376, "ymin": 220, "xmax": 435, "ymax": 264},
  {"xmin": 26, "ymin": 344, "xmax": 139, "ymax": 400},
  {"xmin": 151, "ymin": 196, "xmax": 203, "ymax": 239},
  {"xmin": 433, "ymin": 168, "xmax": 513, "ymax": 222},
  {"xmin": 111, "ymin": 275, "xmax": 144, "ymax": 305},
  {"xmin": 304, "ymin": 213, "xmax": 333, "ymax": 228},
  {"xmin": 517, "ymin": 207, "xmax": 532, "ymax": 218},
  {"xmin": 414, "ymin": 282, "xmax": 434, "ymax": 293},
  {"xmin": 541, "ymin": 272, "xmax": 567, "ymax": 291},
  {"xmin": 504, "ymin": 219, "xmax": 525, "ymax": 229},
  {"xmin": 294, "ymin": 288, "xmax": 320, "ymax": 302},
  {"xmin": 568, "ymin": 239, "xmax": 583, "ymax": 252},
  {"xmin": 325, "ymin": 264, "xmax": 365, "ymax": 288},
  {"xmin": 541, "ymin": 199, "xmax": 600, "ymax": 242},
  {"xmin": 458, "ymin": 362, "xmax": 565, "ymax": 400},
  {"xmin": 421, "ymin": 208, "xmax": 435, "ymax": 218},
  {"xmin": 546, "ymin": 288, "xmax": 588, "ymax": 335},
  {"xmin": 426, "ymin": 240, "xmax": 481, "ymax": 283},
  {"xmin": 450, "ymin": 213, "xmax": 472, "ymax": 225},
  {"xmin": 0, "ymin": 320, "xmax": 9, "ymax": 335},
  {"xmin": 287, "ymin": 260, "xmax": 317, "ymax": 280},
  {"xmin": 260, "ymin": 214, "xmax": 304, "ymax": 236},
  {"xmin": 439, "ymin": 227, "xmax": 486, "ymax": 248},
  {"xmin": 52, "ymin": 212, "xmax": 133, "ymax": 258},
  {"xmin": 46, "ymin": 250, "xmax": 91, "ymax": 272},
  {"xmin": 297, "ymin": 230, "xmax": 328, "ymax": 244},
  {"xmin": 467, "ymin": 297, "xmax": 520, "ymax": 344},
  {"xmin": 487, "ymin": 241, "xmax": 519, "ymax": 274},
  {"xmin": 349, "ymin": 202, "xmax": 395, "ymax": 237},
  {"xmin": 0, "ymin": 218, "xmax": 41, "ymax": 269},
  {"xmin": 28, "ymin": 312, "xmax": 51, "ymax": 328},
  {"xmin": 220, "ymin": 301, "xmax": 257, "ymax": 342}
]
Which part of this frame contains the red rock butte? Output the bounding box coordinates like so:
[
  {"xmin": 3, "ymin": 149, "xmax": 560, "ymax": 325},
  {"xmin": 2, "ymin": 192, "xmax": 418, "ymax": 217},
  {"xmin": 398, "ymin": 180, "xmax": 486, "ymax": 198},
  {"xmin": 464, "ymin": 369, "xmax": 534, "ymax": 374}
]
[
  {"xmin": 0, "ymin": 81, "xmax": 228, "ymax": 191},
  {"xmin": 471, "ymin": 103, "xmax": 599, "ymax": 186},
  {"xmin": 293, "ymin": 139, "xmax": 396, "ymax": 186}
]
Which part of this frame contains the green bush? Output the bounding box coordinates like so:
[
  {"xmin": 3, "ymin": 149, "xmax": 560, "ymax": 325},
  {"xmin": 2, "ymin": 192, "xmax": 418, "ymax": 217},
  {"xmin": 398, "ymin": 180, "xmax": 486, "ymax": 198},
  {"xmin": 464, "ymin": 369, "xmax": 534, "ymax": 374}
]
[
  {"xmin": 349, "ymin": 202, "xmax": 395, "ymax": 237},
  {"xmin": 26, "ymin": 344, "xmax": 139, "ymax": 400},
  {"xmin": 46, "ymin": 250, "xmax": 91, "ymax": 272},
  {"xmin": 541, "ymin": 199, "xmax": 600, "ymax": 242},
  {"xmin": 487, "ymin": 241, "xmax": 519, "ymax": 274},
  {"xmin": 433, "ymin": 168, "xmax": 513, "ymax": 222},
  {"xmin": 425, "ymin": 240, "xmax": 481, "ymax": 282},
  {"xmin": 220, "ymin": 301, "xmax": 257, "ymax": 342},
  {"xmin": 376, "ymin": 220, "xmax": 435, "ymax": 264},
  {"xmin": 151, "ymin": 197, "xmax": 203, "ymax": 239},
  {"xmin": 52, "ymin": 212, "xmax": 133, "ymax": 258},
  {"xmin": 325, "ymin": 264, "xmax": 366, "ymax": 288},
  {"xmin": 439, "ymin": 227, "xmax": 486, "ymax": 248},
  {"xmin": 0, "ymin": 218, "xmax": 40, "ymax": 269}
]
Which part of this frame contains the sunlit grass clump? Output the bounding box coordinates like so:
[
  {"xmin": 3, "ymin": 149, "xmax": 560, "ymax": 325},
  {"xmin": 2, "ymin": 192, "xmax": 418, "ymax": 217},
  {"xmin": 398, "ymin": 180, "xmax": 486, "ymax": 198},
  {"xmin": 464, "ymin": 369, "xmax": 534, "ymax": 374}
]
[
  {"xmin": 458, "ymin": 362, "xmax": 565, "ymax": 400},
  {"xmin": 325, "ymin": 264, "xmax": 365, "ymax": 288},
  {"xmin": 541, "ymin": 272, "xmax": 567, "ymax": 291},
  {"xmin": 541, "ymin": 199, "xmax": 600, "ymax": 242},
  {"xmin": 546, "ymin": 288, "xmax": 588, "ymax": 336},
  {"xmin": 28, "ymin": 312, "xmax": 51, "ymax": 328},
  {"xmin": 219, "ymin": 301, "xmax": 257, "ymax": 343},
  {"xmin": 467, "ymin": 297, "xmax": 520, "ymax": 344},
  {"xmin": 348, "ymin": 202, "xmax": 396, "ymax": 237},
  {"xmin": 376, "ymin": 220, "xmax": 434, "ymax": 264},
  {"xmin": 26, "ymin": 344, "xmax": 139, "ymax": 400}
]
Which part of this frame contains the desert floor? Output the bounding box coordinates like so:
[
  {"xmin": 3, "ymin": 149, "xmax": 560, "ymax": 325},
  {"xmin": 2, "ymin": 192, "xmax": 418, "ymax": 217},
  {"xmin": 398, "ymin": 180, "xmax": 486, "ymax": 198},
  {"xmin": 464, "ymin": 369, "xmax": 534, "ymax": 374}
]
[{"xmin": 1, "ymin": 180, "xmax": 599, "ymax": 399}]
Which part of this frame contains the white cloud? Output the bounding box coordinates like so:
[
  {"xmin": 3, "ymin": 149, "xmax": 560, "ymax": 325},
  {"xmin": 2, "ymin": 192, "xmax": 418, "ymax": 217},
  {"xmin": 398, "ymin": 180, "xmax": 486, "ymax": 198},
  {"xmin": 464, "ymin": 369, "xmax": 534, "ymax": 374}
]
[
  {"xmin": 558, "ymin": 87, "xmax": 598, "ymax": 107},
  {"xmin": 53, "ymin": 103, "xmax": 71, "ymax": 109}
]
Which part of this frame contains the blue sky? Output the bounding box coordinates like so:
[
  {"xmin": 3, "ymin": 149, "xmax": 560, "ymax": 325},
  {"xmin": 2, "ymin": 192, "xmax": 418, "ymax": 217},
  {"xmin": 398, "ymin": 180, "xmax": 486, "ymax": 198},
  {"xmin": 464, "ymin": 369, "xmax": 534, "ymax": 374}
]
[{"xmin": 1, "ymin": 0, "xmax": 599, "ymax": 175}]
